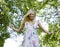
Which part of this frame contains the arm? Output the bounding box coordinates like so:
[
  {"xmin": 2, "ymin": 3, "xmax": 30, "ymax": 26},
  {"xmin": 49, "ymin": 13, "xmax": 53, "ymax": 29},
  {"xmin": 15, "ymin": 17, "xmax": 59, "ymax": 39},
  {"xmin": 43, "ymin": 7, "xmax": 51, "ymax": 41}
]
[
  {"xmin": 9, "ymin": 23, "xmax": 24, "ymax": 32},
  {"xmin": 37, "ymin": 20, "xmax": 52, "ymax": 35}
]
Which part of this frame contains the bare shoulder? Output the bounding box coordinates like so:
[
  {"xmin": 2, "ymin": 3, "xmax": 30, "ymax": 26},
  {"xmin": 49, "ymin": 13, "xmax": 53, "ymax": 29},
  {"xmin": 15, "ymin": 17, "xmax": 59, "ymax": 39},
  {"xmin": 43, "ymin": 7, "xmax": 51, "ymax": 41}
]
[{"xmin": 36, "ymin": 19, "xmax": 42, "ymax": 26}]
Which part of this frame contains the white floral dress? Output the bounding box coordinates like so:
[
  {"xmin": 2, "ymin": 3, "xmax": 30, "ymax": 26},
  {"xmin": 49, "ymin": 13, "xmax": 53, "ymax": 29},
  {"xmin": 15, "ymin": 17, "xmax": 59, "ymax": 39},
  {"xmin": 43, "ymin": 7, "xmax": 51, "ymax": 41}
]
[{"xmin": 22, "ymin": 20, "xmax": 40, "ymax": 47}]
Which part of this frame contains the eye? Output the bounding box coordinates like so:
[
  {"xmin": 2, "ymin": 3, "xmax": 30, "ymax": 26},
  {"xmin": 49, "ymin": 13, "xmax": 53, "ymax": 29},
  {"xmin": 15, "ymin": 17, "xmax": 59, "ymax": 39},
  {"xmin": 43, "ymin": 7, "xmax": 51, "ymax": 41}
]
[
  {"xmin": 29, "ymin": 13, "xmax": 35, "ymax": 15},
  {"xmin": 29, "ymin": 16, "xmax": 35, "ymax": 17}
]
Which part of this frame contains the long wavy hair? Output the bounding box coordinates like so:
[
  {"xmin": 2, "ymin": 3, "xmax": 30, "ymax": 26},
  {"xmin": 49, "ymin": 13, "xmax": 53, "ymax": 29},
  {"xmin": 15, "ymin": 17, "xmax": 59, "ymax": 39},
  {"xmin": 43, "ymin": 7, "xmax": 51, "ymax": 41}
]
[{"xmin": 21, "ymin": 9, "xmax": 36, "ymax": 26}]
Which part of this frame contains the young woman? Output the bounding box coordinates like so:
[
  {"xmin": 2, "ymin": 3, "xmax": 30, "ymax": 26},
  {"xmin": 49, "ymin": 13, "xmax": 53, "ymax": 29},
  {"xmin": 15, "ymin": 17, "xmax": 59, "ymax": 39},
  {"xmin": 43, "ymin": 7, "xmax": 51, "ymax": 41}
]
[{"xmin": 9, "ymin": 9, "xmax": 53, "ymax": 47}]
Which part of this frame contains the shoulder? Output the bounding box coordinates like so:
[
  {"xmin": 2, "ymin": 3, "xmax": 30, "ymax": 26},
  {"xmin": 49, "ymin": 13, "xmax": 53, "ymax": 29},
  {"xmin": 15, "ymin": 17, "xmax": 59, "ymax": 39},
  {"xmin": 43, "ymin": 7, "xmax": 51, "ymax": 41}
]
[
  {"xmin": 35, "ymin": 16, "xmax": 40, "ymax": 22},
  {"xmin": 34, "ymin": 19, "xmax": 39, "ymax": 26},
  {"xmin": 35, "ymin": 19, "xmax": 42, "ymax": 26},
  {"xmin": 24, "ymin": 21, "xmax": 29, "ymax": 27},
  {"xmin": 35, "ymin": 18, "xmax": 40, "ymax": 23}
]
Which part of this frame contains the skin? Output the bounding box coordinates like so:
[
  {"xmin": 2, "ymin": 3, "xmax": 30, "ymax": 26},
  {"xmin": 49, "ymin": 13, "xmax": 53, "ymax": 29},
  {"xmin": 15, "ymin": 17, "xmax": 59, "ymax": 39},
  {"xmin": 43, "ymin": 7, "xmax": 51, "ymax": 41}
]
[{"xmin": 9, "ymin": 11, "xmax": 53, "ymax": 35}]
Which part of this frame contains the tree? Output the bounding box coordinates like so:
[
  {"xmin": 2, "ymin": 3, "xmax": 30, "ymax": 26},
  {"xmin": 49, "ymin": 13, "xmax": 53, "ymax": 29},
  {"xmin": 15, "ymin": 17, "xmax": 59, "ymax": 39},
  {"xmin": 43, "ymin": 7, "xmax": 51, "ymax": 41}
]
[{"xmin": 0, "ymin": 0, "xmax": 60, "ymax": 47}]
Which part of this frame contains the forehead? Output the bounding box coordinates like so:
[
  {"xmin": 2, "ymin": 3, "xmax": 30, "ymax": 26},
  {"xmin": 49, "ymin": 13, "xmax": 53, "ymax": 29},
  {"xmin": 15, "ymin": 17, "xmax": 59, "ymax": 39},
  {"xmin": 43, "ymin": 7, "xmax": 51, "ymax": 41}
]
[{"xmin": 30, "ymin": 12, "xmax": 35, "ymax": 15}]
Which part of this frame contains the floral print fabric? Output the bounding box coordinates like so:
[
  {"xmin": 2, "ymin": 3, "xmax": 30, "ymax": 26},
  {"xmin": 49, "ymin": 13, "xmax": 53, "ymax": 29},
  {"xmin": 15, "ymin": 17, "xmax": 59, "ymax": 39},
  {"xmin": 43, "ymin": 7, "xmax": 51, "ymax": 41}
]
[{"xmin": 22, "ymin": 20, "xmax": 40, "ymax": 47}]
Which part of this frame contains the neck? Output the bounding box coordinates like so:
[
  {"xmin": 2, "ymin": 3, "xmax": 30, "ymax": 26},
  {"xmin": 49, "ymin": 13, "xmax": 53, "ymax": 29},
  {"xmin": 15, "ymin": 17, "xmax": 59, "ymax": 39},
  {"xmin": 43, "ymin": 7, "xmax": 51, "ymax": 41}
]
[{"xmin": 28, "ymin": 19, "xmax": 34, "ymax": 22}]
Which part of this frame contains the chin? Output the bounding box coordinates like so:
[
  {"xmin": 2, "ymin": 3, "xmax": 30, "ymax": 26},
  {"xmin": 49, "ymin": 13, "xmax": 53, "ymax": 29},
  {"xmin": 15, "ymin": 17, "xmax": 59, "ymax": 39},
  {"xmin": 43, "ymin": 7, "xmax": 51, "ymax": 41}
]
[{"xmin": 30, "ymin": 19, "xmax": 34, "ymax": 21}]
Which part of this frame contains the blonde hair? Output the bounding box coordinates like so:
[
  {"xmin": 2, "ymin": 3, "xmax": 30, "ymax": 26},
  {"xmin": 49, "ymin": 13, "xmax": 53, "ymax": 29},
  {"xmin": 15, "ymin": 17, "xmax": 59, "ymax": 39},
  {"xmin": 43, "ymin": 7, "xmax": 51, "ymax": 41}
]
[{"xmin": 21, "ymin": 9, "xmax": 36, "ymax": 26}]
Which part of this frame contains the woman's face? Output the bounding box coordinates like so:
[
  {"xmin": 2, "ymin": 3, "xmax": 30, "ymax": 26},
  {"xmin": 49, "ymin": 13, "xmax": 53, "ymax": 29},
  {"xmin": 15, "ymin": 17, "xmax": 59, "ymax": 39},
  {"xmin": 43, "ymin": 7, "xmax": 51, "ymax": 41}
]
[{"xmin": 29, "ymin": 11, "xmax": 35, "ymax": 20}]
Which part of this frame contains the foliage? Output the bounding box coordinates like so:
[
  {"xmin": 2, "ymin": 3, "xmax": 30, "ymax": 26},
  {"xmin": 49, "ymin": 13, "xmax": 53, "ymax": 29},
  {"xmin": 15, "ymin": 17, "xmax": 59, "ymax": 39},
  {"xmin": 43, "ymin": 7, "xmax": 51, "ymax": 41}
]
[
  {"xmin": 41, "ymin": 23, "xmax": 60, "ymax": 47},
  {"xmin": 0, "ymin": 0, "xmax": 60, "ymax": 47}
]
